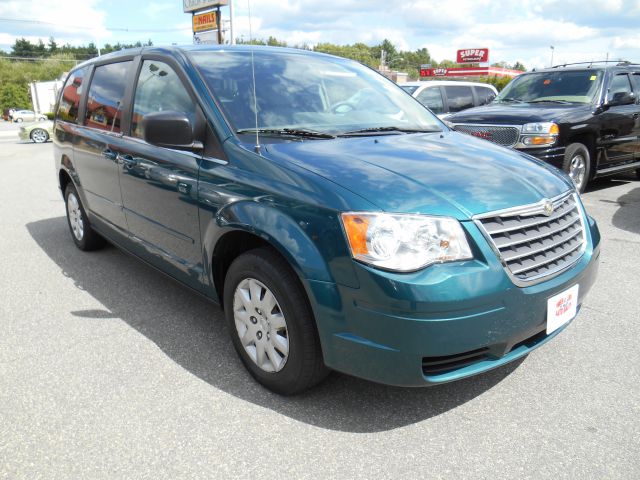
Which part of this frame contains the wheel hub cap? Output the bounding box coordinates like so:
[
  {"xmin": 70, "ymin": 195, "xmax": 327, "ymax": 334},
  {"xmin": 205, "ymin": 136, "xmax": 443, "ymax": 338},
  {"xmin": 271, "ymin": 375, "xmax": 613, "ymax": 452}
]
[{"xmin": 233, "ymin": 278, "xmax": 289, "ymax": 373}]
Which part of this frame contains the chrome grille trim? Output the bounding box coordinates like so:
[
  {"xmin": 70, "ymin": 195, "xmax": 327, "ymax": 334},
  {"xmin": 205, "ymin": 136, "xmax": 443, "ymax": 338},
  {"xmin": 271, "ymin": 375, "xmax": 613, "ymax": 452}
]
[
  {"xmin": 452, "ymin": 123, "xmax": 521, "ymax": 147},
  {"xmin": 473, "ymin": 192, "xmax": 587, "ymax": 286}
]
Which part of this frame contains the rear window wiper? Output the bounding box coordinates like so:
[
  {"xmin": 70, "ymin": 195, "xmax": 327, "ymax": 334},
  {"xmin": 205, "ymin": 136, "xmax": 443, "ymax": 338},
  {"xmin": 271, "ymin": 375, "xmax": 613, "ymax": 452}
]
[
  {"xmin": 236, "ymin": 128, "xmax": 335, "ymax": 139},
  {"xmin": 528, "ymin": 99, "xmax": 573, "ymax": 104},
  {"xmin": 338, "ymin": 126, "xmax": 441, "ymax": 136}
]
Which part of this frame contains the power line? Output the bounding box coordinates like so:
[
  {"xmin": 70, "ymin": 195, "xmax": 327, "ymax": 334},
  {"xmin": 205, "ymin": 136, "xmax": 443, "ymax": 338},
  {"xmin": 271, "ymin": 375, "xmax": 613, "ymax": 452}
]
[{"xmin": 0, "ymin": 17, "xmax": 187, "ymax": 33}]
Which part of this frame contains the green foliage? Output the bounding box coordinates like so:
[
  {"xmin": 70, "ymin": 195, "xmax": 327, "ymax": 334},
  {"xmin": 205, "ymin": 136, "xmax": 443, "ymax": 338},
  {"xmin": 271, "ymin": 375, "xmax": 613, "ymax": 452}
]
[
  {"xmin": 478, "ymin": 76, "xmax": 514, "ymax": 91},
  {"xmin": 0, "ymin": 83, "xmax": 31, "ymax": 109},
  {"xmin": 45, "ymin": 112, "xmax": 55, "ymax": 120}
]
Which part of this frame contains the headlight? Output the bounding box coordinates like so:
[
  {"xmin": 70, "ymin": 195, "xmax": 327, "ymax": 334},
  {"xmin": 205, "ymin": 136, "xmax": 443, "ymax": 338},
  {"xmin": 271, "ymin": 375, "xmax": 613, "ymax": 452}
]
[
  {"xmin": 341, "ymin": 212, "xmax": 473, "ymax": 272},
  {"xmin": 522, "ymin": 122, "xmax": 558, "ymax": 134},
  {"xmin": 518, "ymin": 122, "xmax": 559, "ymax": 148}
]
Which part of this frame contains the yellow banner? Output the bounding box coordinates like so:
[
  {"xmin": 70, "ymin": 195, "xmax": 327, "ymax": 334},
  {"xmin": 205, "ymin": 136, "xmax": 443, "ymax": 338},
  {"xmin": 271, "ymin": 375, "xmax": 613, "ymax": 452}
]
[{"xmin": 193, "ymin": 11, "xmax": 217, "ymax": 33}]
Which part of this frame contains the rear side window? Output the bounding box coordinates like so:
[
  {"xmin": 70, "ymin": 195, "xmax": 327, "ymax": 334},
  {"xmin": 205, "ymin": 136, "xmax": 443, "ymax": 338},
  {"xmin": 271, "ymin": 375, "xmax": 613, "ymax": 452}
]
[
  {"xmin": 131, "ymin": 60, "xmax": 196, "ymax": 139},
  {"xmin": 416, "ymin": 87, "xmax": 444, "ymax": 114},
  {"xmin": 474, "ymin": 86, "xmax": 496, "ymax": 106},
  {"xmin": 58, "ymin": 67, "xmax": 88, "ymax": 124},
  {"xmin": 85, "ymin": 61, "xmax": 132, "ymax": 133},
  {"xmin": 444, "ymin": 86, "xmax": 474, "ymax": 112}
]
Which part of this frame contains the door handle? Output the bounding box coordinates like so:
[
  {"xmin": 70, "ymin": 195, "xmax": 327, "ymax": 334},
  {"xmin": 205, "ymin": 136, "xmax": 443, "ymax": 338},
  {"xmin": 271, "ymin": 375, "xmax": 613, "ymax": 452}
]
[
  {"xmin": 118, "ymin": 154, "xmax": 136, "ymax": 168},
  {"xmin": 101, "ymin": 148, "xmax": 117, "ymax": 161}
]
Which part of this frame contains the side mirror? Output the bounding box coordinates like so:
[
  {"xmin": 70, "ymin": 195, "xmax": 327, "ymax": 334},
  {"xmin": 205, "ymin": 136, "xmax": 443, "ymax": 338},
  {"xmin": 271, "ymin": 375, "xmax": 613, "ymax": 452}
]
[
  {"xmin": 142, "ymin": 111, "xmax": 203, "ymax": 151},
  {"xmin": 607, "ymin": 91, "xmax": 635, "ymax": 107}
]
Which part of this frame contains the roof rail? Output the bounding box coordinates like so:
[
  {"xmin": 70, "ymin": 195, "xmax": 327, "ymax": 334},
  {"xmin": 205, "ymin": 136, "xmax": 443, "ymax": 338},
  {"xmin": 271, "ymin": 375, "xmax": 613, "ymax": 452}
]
[{"xmin": 551, "ymin": 60, "xmax": 631, "ymax": 68}]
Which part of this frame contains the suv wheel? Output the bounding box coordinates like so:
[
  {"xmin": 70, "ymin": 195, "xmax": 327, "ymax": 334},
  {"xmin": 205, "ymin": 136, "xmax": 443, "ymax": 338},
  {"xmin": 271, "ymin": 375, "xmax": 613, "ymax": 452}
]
[
  {"xmin": 563, "ymin": 143, "xmax": 591, "ymax": 193},
  {"xmin": 30, "ymin": 128, "xmax": 49, "ymax": 143},
  {"xmin": 223, "ymin": 248, "xmax": 329, "ymax": 395},
  {"xmin": 64, "ymin": 183, "xmax": 105, "ymax": 251}
]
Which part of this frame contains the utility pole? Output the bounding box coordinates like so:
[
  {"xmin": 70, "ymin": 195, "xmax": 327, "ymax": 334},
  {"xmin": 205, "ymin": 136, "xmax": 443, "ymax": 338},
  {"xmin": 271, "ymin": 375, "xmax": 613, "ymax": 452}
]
[{"xmin": 549, "ymin": 45, "xmax": 554, "ymax": 67}]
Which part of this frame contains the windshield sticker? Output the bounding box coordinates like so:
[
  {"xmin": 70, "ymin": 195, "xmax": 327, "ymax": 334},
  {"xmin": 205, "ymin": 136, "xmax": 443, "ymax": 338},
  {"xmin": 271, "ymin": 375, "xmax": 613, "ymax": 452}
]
[{"xmin": 590, "ymin": 75, "xmax": 597, "ymax": 81}]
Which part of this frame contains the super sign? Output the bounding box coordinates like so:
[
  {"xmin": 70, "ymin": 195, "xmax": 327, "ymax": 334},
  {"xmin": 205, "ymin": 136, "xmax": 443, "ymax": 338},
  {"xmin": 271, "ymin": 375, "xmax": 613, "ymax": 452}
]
[{"xmin": 456, "ymin": 48, "xmax": 489, "ymax": 63}]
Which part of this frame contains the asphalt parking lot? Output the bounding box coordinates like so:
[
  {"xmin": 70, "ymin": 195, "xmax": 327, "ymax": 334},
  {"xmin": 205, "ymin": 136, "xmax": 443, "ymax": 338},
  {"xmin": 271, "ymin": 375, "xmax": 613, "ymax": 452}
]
[{"xmin": 1, "ymin": 126, "xmax": 638, "ymax": 479}]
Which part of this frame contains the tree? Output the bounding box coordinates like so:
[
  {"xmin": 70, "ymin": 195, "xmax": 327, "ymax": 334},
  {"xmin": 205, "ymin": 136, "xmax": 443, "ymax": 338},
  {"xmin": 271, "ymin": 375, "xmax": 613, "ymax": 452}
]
[
  {"xmin": 0, "ymin": 82, "xmax": 31, "ymax": 109},
  {"xmin": 11, "ymin": 38, "xmax": 36, "ymax": 58},
  {"xmin": 48, "ymin": 37, "xmax": 58, "ymax": 54}
]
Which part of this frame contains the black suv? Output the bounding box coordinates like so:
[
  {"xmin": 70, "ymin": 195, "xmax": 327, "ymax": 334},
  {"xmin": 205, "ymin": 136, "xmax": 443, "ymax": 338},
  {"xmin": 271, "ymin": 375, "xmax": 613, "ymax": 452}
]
[{"xmin": 448, "ymin": 62, "xmax": 640, "ymax": 192}]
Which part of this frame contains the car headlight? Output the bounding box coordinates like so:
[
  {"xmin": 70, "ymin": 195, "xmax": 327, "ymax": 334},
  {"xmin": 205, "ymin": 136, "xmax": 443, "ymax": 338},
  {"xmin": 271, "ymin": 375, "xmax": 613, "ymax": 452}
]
[
  {"xmin": 518, "ymin": 122, "xmax": 559, "ymax": 147},
  {"xmin": 341, "ymin": 212, "xmax": 473, "ymax": 272}
]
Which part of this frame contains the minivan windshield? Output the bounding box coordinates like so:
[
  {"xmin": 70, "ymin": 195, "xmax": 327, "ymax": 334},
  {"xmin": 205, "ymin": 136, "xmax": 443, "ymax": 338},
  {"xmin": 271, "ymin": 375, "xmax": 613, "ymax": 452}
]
[
  {"xmin": 190, "ymin": 49, "xmax": 442, "ymax": 136},
  {"xmin": 496, "ymin": 70, "xmax": 603, "ymax": 104}
]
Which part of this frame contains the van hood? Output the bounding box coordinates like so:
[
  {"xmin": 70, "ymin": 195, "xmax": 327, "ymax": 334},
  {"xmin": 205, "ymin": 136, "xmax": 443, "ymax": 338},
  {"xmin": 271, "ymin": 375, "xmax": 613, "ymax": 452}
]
[
  {"xmin": 447, "ymin": 102, "xmax": 593, "ymax": 125},
  {"xmin": 259, "ymin": 130, "xmax": 574, "ymax": 219}
]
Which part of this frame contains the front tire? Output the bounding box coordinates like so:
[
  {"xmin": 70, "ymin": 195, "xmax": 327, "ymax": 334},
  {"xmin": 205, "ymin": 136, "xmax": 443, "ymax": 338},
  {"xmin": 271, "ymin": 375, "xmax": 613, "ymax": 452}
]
[
  {"xmin": 30, "ymin": 128, "xmax": 49, "ymax": 143},
  {"xmin": 562, "ymin": 143, "xmax": 591, "ymax": 193},
  {"xmin": 223, "ymin": 248, "xmax": 329, "ymax": 395},
  {"xmin": 64, "ymin": 183, "xmax": 105, "ymax": 251}
]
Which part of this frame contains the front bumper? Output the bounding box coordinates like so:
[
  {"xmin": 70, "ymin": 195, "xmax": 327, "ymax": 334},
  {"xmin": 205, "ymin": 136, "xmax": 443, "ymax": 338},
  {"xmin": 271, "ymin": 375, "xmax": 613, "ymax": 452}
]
[
  {"xmin": 311, "ymin": 215, "xmax": 600, "ymax": 387},
  {"xmin": 517, "ymin": 145, "xmax": 566, "ymax": 169}
]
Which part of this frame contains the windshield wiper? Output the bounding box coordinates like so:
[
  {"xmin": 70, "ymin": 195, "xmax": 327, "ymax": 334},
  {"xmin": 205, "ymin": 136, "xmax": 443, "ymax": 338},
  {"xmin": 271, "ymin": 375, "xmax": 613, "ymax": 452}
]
[
  {"xmin": 338, "ymin": 126, "xmax": 441, "ymax": 136},
  {"xmin": 528, "ymin": 99, "xmax": 573, "ymax": 104},
  {"xmin": 236, "ymin": 128, "xmax": 335, "ymax": 139},
  {"xmin": 497, "ymin": 98, "xmax": 525, "ymax": 103}
]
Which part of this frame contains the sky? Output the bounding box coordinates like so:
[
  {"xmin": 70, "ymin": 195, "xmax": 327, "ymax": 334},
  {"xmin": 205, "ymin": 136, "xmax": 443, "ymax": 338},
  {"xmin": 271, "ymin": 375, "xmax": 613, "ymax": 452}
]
[{"xmin": 0, "ymin": 0, "xmax": 639, "ymax": 69}]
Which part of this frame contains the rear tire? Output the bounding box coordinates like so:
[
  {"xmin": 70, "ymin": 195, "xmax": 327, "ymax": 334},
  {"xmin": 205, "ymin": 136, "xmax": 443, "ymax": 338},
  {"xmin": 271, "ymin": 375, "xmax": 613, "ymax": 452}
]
[
  {"xmin": 15, "ymin": 118, "xmax": 23, "ymax": 123},
  {"xmin": 223, "ymin": 247, "xmax": 329, "ymax": 395},
  {"xmin": 64, "ymin": 183, "xmax": 105, "ymax": 251},
  {"xmin": 562, "ymin": 143, "xmax": 591, "ymax": 193}
]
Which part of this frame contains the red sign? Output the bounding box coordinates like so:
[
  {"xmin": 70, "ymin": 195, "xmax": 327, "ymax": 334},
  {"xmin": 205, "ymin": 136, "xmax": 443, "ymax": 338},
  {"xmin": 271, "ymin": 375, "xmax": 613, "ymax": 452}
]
[
  {"xmin": 456, "ymin": 48, "xmax": 489, "ymax": 63},
  {"xmin": 419, "ymin": 66, "xmax": 521, "ymax": 78}
]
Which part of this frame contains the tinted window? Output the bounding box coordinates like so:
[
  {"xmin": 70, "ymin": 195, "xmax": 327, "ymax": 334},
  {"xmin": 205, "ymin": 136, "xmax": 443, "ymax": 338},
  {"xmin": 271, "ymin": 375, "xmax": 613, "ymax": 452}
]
[
  {"xmin": 444, "ymin": 86, "xmax": 474, "ymax": 112},
  {"xmin": 85, "ymin": 61, "xmax": 131, "ymax": 133},
  {"xmin": 58, "ymin": 67, "xmax": 88, "ymax": 123},
  {"xmin": 416, "ymin": 87, "xmax": 444, "ymax": 114},
  {"xmin": 607, "ymin": 74, "xmax": 632, "ymax": 102},
  {"xmin": 497, "ymin": 70, "xmax": 603, "ymax": 104},
  {"xmin": 475, "ymin": 86, "xmax": 496, "ymax": 105},
  {"xmin": 131, "ymin": 60, "xmax": 196, "ymax": 139}
]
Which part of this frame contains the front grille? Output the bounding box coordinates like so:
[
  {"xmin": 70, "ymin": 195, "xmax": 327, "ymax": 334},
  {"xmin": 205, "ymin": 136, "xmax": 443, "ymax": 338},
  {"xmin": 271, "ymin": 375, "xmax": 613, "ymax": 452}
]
[
  {"xmin": 475, "ymin": 193, "xmax": 586, "ymax": 283},
  {"xmin": 453, "ymin": 124, "xmax": 520, "ymax": 146}
]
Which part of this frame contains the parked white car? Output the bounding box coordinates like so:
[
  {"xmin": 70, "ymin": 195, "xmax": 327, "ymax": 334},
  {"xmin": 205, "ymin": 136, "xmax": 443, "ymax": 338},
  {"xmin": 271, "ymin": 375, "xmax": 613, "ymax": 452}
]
[
  {"xmin": 12, "ymin": 110, "xmax": 47, "ymax": 123},
  {"xmin": 401, "ymin": 81, "xmax": 498, "ymax": 119}
]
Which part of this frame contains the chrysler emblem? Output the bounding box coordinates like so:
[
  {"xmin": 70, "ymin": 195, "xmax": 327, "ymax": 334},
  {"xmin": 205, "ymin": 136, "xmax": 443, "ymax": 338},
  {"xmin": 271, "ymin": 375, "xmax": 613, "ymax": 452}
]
[{"xmin": 543, "ymin": 200, "xmax": 554, "ymax": 216}]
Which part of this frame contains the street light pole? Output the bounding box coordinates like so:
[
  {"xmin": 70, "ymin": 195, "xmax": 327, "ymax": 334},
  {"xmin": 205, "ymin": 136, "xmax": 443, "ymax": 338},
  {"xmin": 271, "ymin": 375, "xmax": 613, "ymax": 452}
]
[
  {"xmin": 229, "ymin": 0, "xmax": 235, "ymax": 45},
  {"xmin": 550, "ymin": 46, "xmax": 555, "ymax": 67}
]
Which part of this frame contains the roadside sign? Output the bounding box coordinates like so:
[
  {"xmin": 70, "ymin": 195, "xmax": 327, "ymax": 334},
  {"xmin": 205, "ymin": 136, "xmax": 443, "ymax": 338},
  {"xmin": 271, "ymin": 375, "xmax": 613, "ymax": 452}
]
[
  {"xmin": 193, "ymin": 30, "xmax": 219, "ymax": 45},
  {"xmin": 183, "ymin": 0, "xmax": 228, "ymax": 13},
  {"xmin": 456, "ymin": 48, "xmax": 490, "ymax": 64},
  {"xmin": 193, "ymin": 10, "xmax": 218, "ymax": 32}
]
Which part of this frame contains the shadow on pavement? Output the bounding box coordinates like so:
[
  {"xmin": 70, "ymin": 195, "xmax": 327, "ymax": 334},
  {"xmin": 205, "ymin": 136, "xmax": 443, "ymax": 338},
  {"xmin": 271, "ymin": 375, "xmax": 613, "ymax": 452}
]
[
  {"xmin": 27, "ymin": 216, "xmax": 522, "ymax": 433},
  {"xmin": 611, "ymin": 186, "xmax": 640, "ymax": 235}
]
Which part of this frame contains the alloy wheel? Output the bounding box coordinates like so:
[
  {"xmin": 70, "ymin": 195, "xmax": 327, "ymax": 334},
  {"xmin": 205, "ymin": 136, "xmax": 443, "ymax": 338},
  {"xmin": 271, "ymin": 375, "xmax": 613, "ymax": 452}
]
[
  {"xmin": 31, "ymin": 129, "xmax": 48, "ymax": 143},
  {"xmin": 568, "ymin": 154, "xmax": 586, "ymax": 190},
  {"xmin": 67, "ymin": 192, "xmax": 84, "ymax": 241}
]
